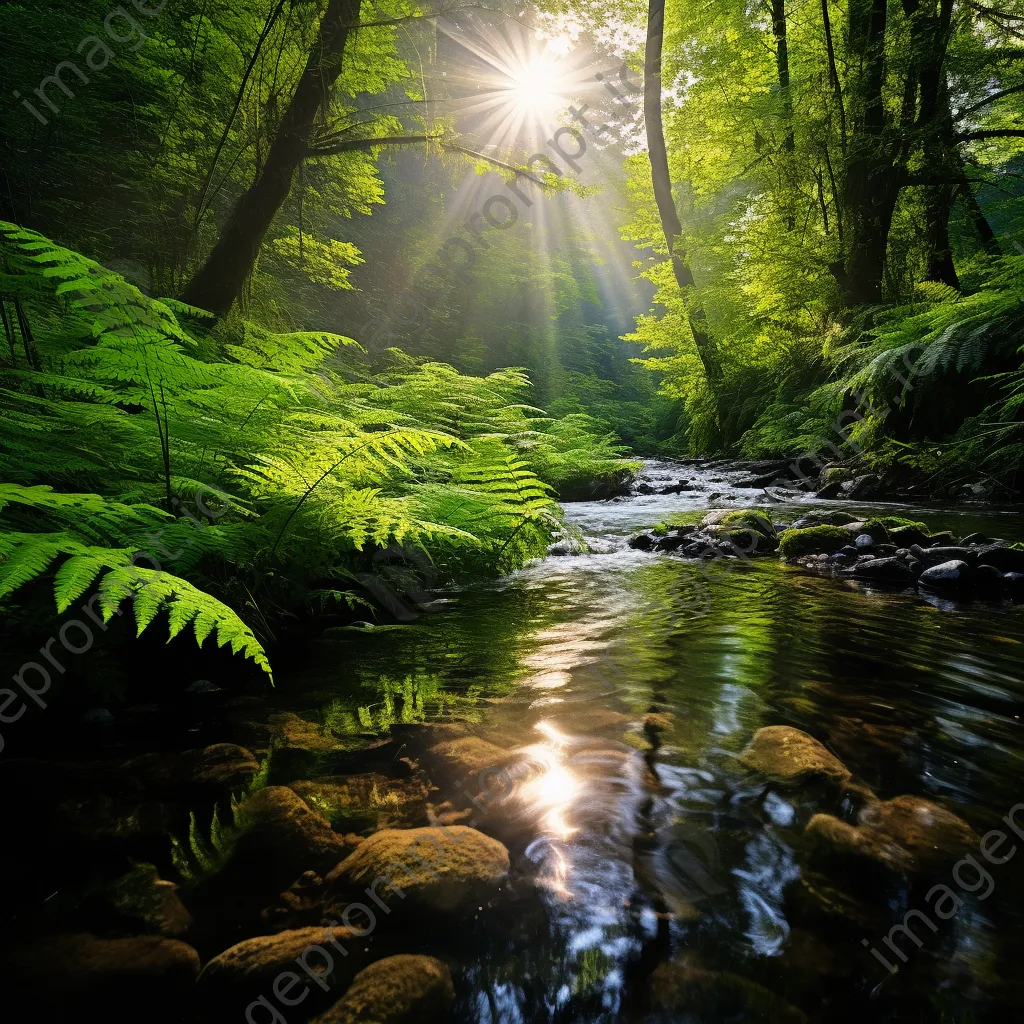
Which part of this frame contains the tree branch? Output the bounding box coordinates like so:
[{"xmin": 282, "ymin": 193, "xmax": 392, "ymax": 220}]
[
  {"xmin": 954, "ymin": 81, "xmax": 1024, "ymax": 119},
  {"xmin": 955, "ymin": 128, "xmax": 1024, "ymax": 140},
  {"xmin": 305, "ymin": 135, "xmax": 551, "ymax": 186}
]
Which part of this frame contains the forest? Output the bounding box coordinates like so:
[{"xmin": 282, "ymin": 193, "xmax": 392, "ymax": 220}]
[{"xmin": 2, "ymin": 0, "xmax": 1024, "ymax": 1022}]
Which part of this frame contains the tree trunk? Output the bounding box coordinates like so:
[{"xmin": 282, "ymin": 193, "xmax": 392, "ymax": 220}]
[
  {"xmin": 837, "ymin": 0, "xmax": 900, "ymax": 306},
  {"xmin": 181, "ymin": 0, "xmax": 361, "ymax": 317},
  {"xmin": 644, "ymin": 0, "xmax": 723, "ymax": 411}
]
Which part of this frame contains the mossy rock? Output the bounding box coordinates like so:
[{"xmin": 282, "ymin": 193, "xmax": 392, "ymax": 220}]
[
  {"xmin": 324, "ymin": 826, "xmax": 510, "ymax": 914},
  {"xmin": 702, "ymin": 508, "xmax": 776, "ymax": 537},
  {"xmin": 739, "ymin": 726, "xmax": 851, "ymax": 786},
  {"xmin": 777, "ymin": 525, "xmax": 850, "ymax": 559},
  {"xmin": 862, "ymin": 517, "xmax": 928, "ymax": 543},
  {"xmin": 310, "ymin": 955, "xmax": 454, "ymax": 1023}
]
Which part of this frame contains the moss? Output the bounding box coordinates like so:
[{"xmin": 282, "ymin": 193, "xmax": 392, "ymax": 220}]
[
  {"xmin": 777, "ymin": 525, "xmax": 850, "ymax": 558},
  {"xmin": 862, "ymin": 516, "xmax": 927, "ymax": 534},
  {"xmin": 712, "ymin": 508, "xmax": 776, "ymax": 536}
]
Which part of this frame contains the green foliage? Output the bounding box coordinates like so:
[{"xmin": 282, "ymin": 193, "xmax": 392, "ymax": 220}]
[
  {"xmin": 169, "ymin": 749, "xmax": 273, "ymax": 887},
  {"xmin": 0, "ymin": 226, "xmax": 634, "ymax": 678}
]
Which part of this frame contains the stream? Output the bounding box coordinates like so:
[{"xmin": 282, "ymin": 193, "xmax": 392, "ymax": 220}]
[{"xmin": 277, "ymin": 460, "xmax": 1024, "ymax": 1022}]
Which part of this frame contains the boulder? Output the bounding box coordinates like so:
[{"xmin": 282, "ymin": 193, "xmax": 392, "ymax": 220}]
[
  {"xmin": 889, "ymin": 525, "xmax": 929, "ymax": 548},
  {"xmin": 919, "ymin": 559, "xmax": 972, "ymax": 590},
  {"xmin": 852, "ymin": 557, "xmax": 916, "ymax": 583},
  {"xmin": 324, "ymin": 826, "xmax": 510, "ymax": 914},
  {"xmin": 853, "ymin": 533, "xmax": 874, "ymax": 550},
  {"xmin": 425, "ymin": 734, "xmax": 516, "ymax": 787},
  {"xmin": 975, "ymin": 544, "xmax": 1024, "ymax": 574},
  {"xmin": 738, "ymin": 726, "xmax": 851, "ymax": 786},
  {"xmin": 654, "ymin": 534, "xmax": 689, "ymax": 552},
  {"xmin": 649, "ymin": 955, "xmax": 807, "ymax": 1022},
  {"xmin": 777, "ymin": 526, "xmax": 850, "ymax": 559},
  {"xmin": 627, "ymin": 532, "xmax": 654, "ymax": 551},
  {"xmin": 197, "ymin": 926, "xmax": 363, "ymax": 1012},
  {"xmin": 841, "ymin": 474, "xmax": 883, "ymax": 500},
  {"xmin": 234, "ymin": 786, "xmax": 354, "ymax": 880},
  {"xmin": 960, "ymin": 532, "xmax": 991, "ymax": 547},
  {"xmin": 909, "ymin": 545, "xmax": 976, "ymax": 568},
  {"xmin": 5, "ymin": 933, "xmax": 199, "ymax": 1022},
  {"xmin": 309, "ymin": 955, "xmax": 455, "ymax": 1024},
  {"xmin": 974, "ymin": 564, "xmax": 1006, "ymax": 592},
  {"xmin": 805, "ymin": 795, "xmax": 975, "ymax": 875}
]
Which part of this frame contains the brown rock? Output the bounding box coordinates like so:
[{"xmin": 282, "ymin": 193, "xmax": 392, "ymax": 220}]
[
  {"xmin": 309, "ymin": 955, "xmax": 454, "ymax": 1023},
  {"xmin": 197, "ymin": 926, "xmax": 364, "ymax": 1012},
  {"xmin": 325, "ymin": 826, "xmax": 510, "ymax": 914},
  {"xmin": 5, "ymin": 933, "xmax": 199, "ymax": 1022},
  {"xmin": 806, "ymin": 794, "xmax": 976, "ymax": 875},
  {"xmin": 739, "ymin": 726, "xmax": 851, "ymax": 786},
  {"xmin": 650, "ymin": 954, "xmax": 807, "ymax": 1022},
  {"xmin": 235, "ymin": 786, "xmax": 355, "ymax": 877}
]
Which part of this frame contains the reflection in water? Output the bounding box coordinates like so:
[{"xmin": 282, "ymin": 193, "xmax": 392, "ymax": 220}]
[{"xmin": 289, "ymin": 462, "xmax": 1024, "ymax": 1023}]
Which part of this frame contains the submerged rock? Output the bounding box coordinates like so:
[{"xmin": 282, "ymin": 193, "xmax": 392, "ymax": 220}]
[
  {"xmin": 649, "ymin": 954, "xmax": 808, "ymax": 1022},
  {"xmin": 310, "ymin": 955, "xmax": 455, "ymax": 1024},
  {"xmin": 324, "ymin": 826, "xmax": 510, "ymax": 914},
  {"xmin": 5, "ymin": 933, "xmax": 199, "ymax": 1022},
  {"xmin": 805, "ymin": 794, "xmax": 975, "ymax": 875},
  {"xmin": 739, "ymin": 726, "xmax": 851, "ymax": 786},
  {"xmin": 197, "ymin": 926, "xmax": 363, "ymax": 1011}
]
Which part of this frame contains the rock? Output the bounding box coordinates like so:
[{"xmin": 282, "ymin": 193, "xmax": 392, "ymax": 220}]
[
  {"xmin": 185, "ymin": 678, "xmax": 224, "ymax": 694},
  {"xmin": 1005, "ymin": 572, "xmax": 1024, "ymax": 599},
  {"xmin": 5, "ymin": 933, "xmax": 199, "ymax": 1022},
  {"xmin": 738, "ymin": 726, "xmax": 851, "ymax": 786},
  {"xmin": 235, "ymin": 786, "xmax": 354, "ymax": 879},
  {"xmin": 120, "ymin": 743, "xmax": 261, "ymax": 796},
  {"xmin": 777, "ymin": 526, "xmax": 851, "ymax": 559},
  {"xmin": 816, "ymin": 481, "xmax": 845, "ymax": 499},
  {"xmin": 960, "ymin": 532, "xmax": 991, "ymax": 547},
  {"xmin": 270, "ymin": 712, "xmax": 346, "ymax": 753},
  {"xmin": 974, "ymin": 564, "xmax": 1006, "ymax": 592},
  {"xmin": 654, "ymin": 534, "xmax": 689, "ymax": 552},
  {"xmin": 889, "ymin": 525, "xmax": 929, "ymax": 547},
  {"xmin": 805, "ymin": 795, "xmax": 975, "ymax": 875},
  {"xmin": 82, "ymin": 708, "xmax": 115, "ymax": 728},
  {"xmin": 104, "ymin": 863, "xmax": 192, "ymax": 936},
  {"xmin": 925, "ymin": 531, "xmax": 956, "ymax": 547},
  {"xmin": 628, "ymin": 532, "xmax": 654, "ymax": 550},
  {"xmin": 324, "ymin": 826, "xmax": 510, "ymax": 914},
  {"xmin": 909, "ymin": 544, "xmax": 976, "ymax": 568},
  {"xmin": 852, "ymin": 557, "xmax": 916, "ymax": 583},
  {"xmin": 701, "ymin": 509, "xmax": 775, "ymax": 536},
  {"xmin": 854, "ymin": 533, "xmax": 874, "ymax": 550},
  {"xmin": 197, "ymin": 926, "xmax": 363, "ymax": 1012},
  {"xmin": 649, "ymin": 955, "xmax": 807, "ymax": 1022},
  {"xmin": 841, "ymin": 474, "xmax": 883, "ymax": 500},
  {"xmin": 288, "ymin": 773, "xmax": 432, "ymax": 833},
  {"xmin": 919, "ymin": 559, "xmax": 972, "ymax": 590},
  {"xmin": 975, "ymin": 544, "xmax": 1024, "ymax": 574},
  {"xmin": 792, "ymin": 512, "xmax": 858, "ymax": 528},
  {"xmin": 310, "ymin": 955, "xmax": 455, "ymax": 1024},
  {"xmin": 425, "ymin": 734, "xmax": 516, "ymax": 788}
]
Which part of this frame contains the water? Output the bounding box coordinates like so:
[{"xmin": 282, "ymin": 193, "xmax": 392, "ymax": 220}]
[{"xmin": 287, "ymin": 461, "xmax": 1024, "ymax": 1022}]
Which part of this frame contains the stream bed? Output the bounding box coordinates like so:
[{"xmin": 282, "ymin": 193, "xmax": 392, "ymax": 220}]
[
  {"xmin": 5, "ymin": 460, "xmax": 1024, "ymax": 1023},
  {"xmin": 279, "ymin": 460, "xmax": 1024, "ymax": 1022}
]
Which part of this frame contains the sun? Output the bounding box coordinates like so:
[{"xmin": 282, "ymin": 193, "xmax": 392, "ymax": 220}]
[{"xmin": 506, "ymin": 55, "xmax": 566, "ymax": 115}]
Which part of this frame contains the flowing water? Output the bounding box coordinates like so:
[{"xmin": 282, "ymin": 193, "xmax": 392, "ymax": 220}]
[{"xmin": 283, "ymin": 461, "xmax": 1024, "ymax": 1023}]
